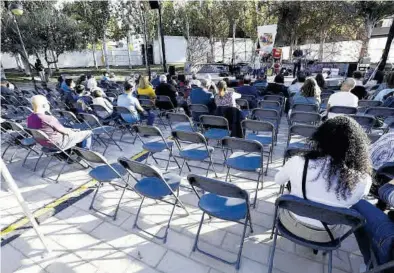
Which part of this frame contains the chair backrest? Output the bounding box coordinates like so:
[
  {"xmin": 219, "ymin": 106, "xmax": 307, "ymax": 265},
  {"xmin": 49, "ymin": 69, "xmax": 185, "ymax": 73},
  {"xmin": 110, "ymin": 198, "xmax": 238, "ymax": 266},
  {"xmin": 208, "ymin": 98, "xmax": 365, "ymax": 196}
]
[
  {"xmin": 58, "ymin": 110, "xmax": 80, "ymax": 123},
  {"xmin": 190, "ymin": 104, "xmax": 209, "ymax": 114},
  {"xmin": 79, "ymin": 113, "xmax": 101, "ymax": 127},
  {"xmin": 235, "ymin": 98, "xmax": 249, "ymax": 110},
  {"xmin": 172, "ymin": 130, "xmax": 207, "ymax": 144},
  {"xmin": 114, "ymin": 106, "xmax": 132, "ymax": 115},
  {"xmin": 365, "ymin": 107, "xmax": 394, "ymax": 118},
  {"xmin": 167, "ymin": 112, "xmax": 192, "ymax": 126},
  {"xmin": 118, "ymin": 157, "xmax": 162, "ymax": 179},
  {"xmin": 187, "ymin": 174, "xmax": 249, "ymax": 200},
  {"xmin": 259, "ymin": 100, "xmax": 281, "ymax": 110},
  {"xmin": 368, "ymin": 133, "xmax": 381, "ymax": 144},
  {"xmin": 137, "ymin": 95, "xmax": 151, "ymax": 100},
  {"xmin": 290, "ymin": 111, "xmax": 321, "ymax": 124},
  {"xmin": 28, "ymin": 128, "xmax": 59, "ymax": 149},
  {"xmin": 72, "ymin": 147, "xmax": 108, "ymax": 164},
  {"xmin": 263, "ymin": 95, "xmax": 284, "ymax": 105},
  {"xmin": 241, "ymin": 94, "xmax": 255, "ymax": 102},
  {"xmin": 276, "ymin": 195, "xmax": 365, "ymax": 231},
  {"xmin": 241, "ymin": 119, "xmax": 274, "ymax": 134},
  {"xmin": 200, "ymin": 115, "xmax": 229, "ymax": 129},
  {"xmin": 133, "ymin": 125, "xmax": 163, "ymax": 137},
  {"xmin": 358, "ymin": 100, "xmax": 382, "ymax": 108},
  {"xmin": 349, "ymin": 115, "xmax": 375, "ymax": 131},
  {"xmin": 252, "ymin": 108, "xmax": 279, "ymax": 121},
  {"xmin": 139, "ymin": 99, "xmax": 154, "ymax": 108},
  {"xmin": 291, "ymin": 103, "xmax": 318, "ymax": 113},
  {"xmin": 289, "ymin": 124, "xmax": 317, "ymax": 139},
  {"xmin": 156, "ymin": 95, "xmax": 175, "ymax": 109},
  {"xmin": 91, "ymin": 104, "xmax": 111, "ymax": 116},
  {"xmin": 8, "ymin": 121, "xmax": 27, "ymax": 134},
  {"xmin": 222, "ymin": 137, "xmax": 263, "ymax": 153},
  {"xmin": 329, "ymin": 106, "xmax": 358, "ymax": 115}
]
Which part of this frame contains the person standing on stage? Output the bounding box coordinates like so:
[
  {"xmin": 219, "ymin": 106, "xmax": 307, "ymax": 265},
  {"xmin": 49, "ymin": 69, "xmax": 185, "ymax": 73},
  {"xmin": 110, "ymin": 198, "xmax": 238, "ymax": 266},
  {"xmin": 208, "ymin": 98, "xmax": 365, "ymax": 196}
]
[{"xmin": 293, "ymin": 47, "xmax": 303, "ymax": 78}]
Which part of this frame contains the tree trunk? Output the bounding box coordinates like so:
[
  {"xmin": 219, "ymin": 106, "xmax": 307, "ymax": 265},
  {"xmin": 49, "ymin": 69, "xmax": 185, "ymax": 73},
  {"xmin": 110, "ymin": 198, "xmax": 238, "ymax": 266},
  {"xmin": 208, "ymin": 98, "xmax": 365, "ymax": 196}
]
[
  {"xmin": 209, "ymin": 38, "xmax": 215, "ymax": 62},
  {"xmin": 185, "ymin": 18, "xmax": 190, "ymax": 62},
  {"xmin": 127, "ymin": 34, "xmax": 133, "ymax": 69},
  {"xmin": 359, "ymin": 17, "xmax": 374, "ymax": 60},
  {"xmin": 222, "ymin": 42, "xmax": 225, "ymax": 61},
  {"xmin": 318, "ymin": 31, "xmax": 325, "ymax": 62},
  {"xmin": 232, "ymin": 21, "xmax": 236, "ymax": 65},
  {"xmin": 21, "ymin": 55, "xmax": 31, "ymax": 76},
  {"xmin": 378, "ymin": 19, "xmax": 394, "ymax": 71},
  {"xmin": 92, "ymin": 43, "xmax": 98, "ymax": 69},
  {"xmin": 51, "ymin": 50, "xmax": 59, "ymax": 71},
  {"xmin": 102, "ymin": 33, "xmax": 110, "ymax": 72},
  {"xmin": 15, "ymin": 53, "xmax": 23, "ymax": 72}
]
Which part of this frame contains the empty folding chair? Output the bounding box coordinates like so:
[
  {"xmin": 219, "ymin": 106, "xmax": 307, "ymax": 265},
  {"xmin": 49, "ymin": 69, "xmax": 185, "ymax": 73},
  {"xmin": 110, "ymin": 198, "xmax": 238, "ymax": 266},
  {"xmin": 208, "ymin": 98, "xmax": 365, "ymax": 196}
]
[
  {"xmin": 263, "ymin": 95, "xmax": 284, "ymax": 107},
  {"xmin": 240, "ymin": 94, "xmax": 255, "ymax": 107},
  {"xmin": 291, "ymin": 103, "xmax": 318, "ymax": 113},
  {"xmin": 259, "ymin": 100, "xmax": 281, "ymax": 114},
  {"xmin": 139, "ymin": 99, "xmax": 167, "ymax": 128},
  {"xmin": 235, "ymin": 98, "xmax": 250, "ymax": 118},
  {"xmin": 200, "ymin": 115, "xmax": 230, "ymax": 142},
  {"xmin": 222, "ymin": 137, "xmax": 264, "ymax": 208},
  {"xmin": 268, "ymin": 195, "xmax": 365, "ymax": 273},
  {"xmin": 167, "ymin": 112, "xmax": 195, "ymax": 132},
  {"xmin": 187, "ymin": 174, "xmax": 253, "ymax": 269},
  {"xmin": 289, "ymin": 111, "xmax": 321, "ymax": 126},
  {"xmin": 349, "ymin": 115, "xmax": 375, "ymax": 133},
  {"xmin": 252, "ymin": 108, "xmax": 280, "ymax": 143},
  {"xmin": 283, "ymin": 124, "xmax": 316, "ymax": 165},
  {"xmin": 171, "ymin": 130, "xmax": 217, "ymax": 177},
  {"xmin": 133, "ymin": 125, "xmax": 181, "ymax": 171},
  {"xmin": 190, "ymin": 104, "xmax": 209, "ymax": 126},
  {"xmin": 358, "ymin": 100, "xmax": 381, "ymax": 113},
  {"xmin": 242, "ymin": 120, "xmax": 274, "ymax": 173},
  {"xmin": 91, "ymin": 104, "xmax": 117, "ymax": 124},
  {"xmin": 18, "ymin": 106, "xmax": 33, "ymax": 116},
  {"xmin": 53, "ymin": 110, "xmax": 87, "ymax": 130},
  {"xmin": 1, "ymin": 121, "xmax": 38, "ymax": 164},
  {"xmin": 365, "ymin": 107, "xmax": 394, "ymax": 132},
  {"xmin": 156, "ymin": 95, "xmax": 176, "ymax": 112},
  {"xmin": 118, "ymin": 158, "xmax": 189, "ymax": 243},
  {"xmin": 328, "ymin": 106, "xmax": 358, "ymax": 116},
  {"xmin": 79, "ymin": 113, "xmax": 122, "ymax": 154},
  {"xmin": 28, "ymin": 129, "xmax": 84, "ymax": 182}
]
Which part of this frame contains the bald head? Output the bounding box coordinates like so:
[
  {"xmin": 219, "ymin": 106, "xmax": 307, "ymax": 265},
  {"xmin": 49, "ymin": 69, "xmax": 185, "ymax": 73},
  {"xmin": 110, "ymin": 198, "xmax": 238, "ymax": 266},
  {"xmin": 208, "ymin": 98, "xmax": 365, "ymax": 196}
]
[
  {"xmin": 341, "ymin": 78, "xmax": 356, "ymax": 92},
  {"xmin": 31, "ymin": 95, "xmax": 49, "ymax": 113}
]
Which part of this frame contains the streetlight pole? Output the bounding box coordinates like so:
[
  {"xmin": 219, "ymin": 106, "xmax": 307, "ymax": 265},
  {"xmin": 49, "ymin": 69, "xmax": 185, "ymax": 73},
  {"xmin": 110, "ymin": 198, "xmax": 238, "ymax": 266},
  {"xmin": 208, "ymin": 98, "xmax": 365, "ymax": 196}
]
[
  {"xmin": 141, "ymin": 3, "xmax": 151, "ymax": 81},
  {"xmin": 158, "ymin": 2, "xmax": 167, "ymax": 73}
]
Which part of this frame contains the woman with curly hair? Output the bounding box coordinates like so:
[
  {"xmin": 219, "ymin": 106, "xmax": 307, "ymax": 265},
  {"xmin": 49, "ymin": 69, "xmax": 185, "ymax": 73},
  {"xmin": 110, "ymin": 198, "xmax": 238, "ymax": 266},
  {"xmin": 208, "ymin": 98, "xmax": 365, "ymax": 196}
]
[{"xmin": 275, "ymin": 116, "xmax": 372, "ymax": 242}]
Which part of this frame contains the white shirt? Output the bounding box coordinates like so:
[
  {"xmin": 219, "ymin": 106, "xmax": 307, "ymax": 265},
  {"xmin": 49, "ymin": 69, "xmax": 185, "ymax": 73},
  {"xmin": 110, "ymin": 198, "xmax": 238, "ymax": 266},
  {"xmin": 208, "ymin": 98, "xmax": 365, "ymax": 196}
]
[
  {"xmin": 327, "ymin": 91, "xmax": 358, "ymax": 118},
  {"xmin": 373, "ymin": 88, "xmax": 394, "ymax": 102},
  {"xmin": 354, "ymin": 79, "xmax": 363, "ymax": 86},
  {"xmin": 117, "ymin": 93, "xmax": 141, "ymax": 116},
  {"xmin": 87, "ymin": 78, "xmax": 97, "ymax": 90},
  {"xmin": 275, "ymin": 156, "xmax": 372, "ymax": 227},
  {"xmin": 288, "ymin": 82, "xmax": 303, "ymax": 94},
  {"xmin": 92, "ymin": 97, "xmax": 113, "ymax": 118}
]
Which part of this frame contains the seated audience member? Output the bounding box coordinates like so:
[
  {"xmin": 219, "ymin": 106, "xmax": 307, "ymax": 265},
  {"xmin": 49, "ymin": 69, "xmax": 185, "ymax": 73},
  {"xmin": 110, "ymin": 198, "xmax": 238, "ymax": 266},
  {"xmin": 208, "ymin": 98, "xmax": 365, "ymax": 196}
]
[
  {"xmin": 188, "ymin": 79, "xmax": 215, "ymax": 111},
  {"xmin": 65, "ymin": 84, "xmax": 89, "ymax": 113},
  {"xmin": 370, "ymin": 131, "xmax": 394, "ymax": 171},
  {"xmin": 27, "ymin": 95, "xmax": 92, "ymax": 150},
  {"xmin": 275, "ymin": 116, "xmax": 372, "ymax": 242},
  {"xmin": 150, "ymin": 74, "xmax": 161, "ymax": 88},
  {"xmin": 352, "ymin": 70, "xmax": 364, "ymax": 86},
  {"xmin": 236, "ymin": 76, "xmax": 259, "ymax": 98},
  {"xmin": 155, "ymin": 74, "xmax": 178, "ymax": 107},
  {"xmin": 78, "ymin": 75, "xmax": 87, "ymax": 86},
  {"xmin": 327, "ymin": 78, "xmax": 357, "ymax": 118},
  {"xmin": 253, "ymin": 75, "xmax": 268, "ymax": 91},
  {"xmin": 137, "ymin": 76, "xmax": 156, "ymax": 99},
  {"xmin": 382, "ymin": 91, "xmax": 394, "ymax": 108},
  {"xmin": 288, "ymin": 71, "xmax": 306, "ymax": 94},
  {"xmin": 365, "ymin": 70, "xmax": 384, "ymax": 90},
  {"xmin": 170, "ymin": 75, "xmax": 178, "ymax": 87},
  {"xmin": 290, "ymin": 78, "xmax": 321, "ymax": 113},
  {"xmin": 117, "ymin": 81, "xmax": 155, "ymax": 125},
  {"xmin": 1, "ymin": 78, "xmax": 13, "ymax": 96},
  {"xmin": 215, "ymin": 80, "xmax": 241, "ymax": 107},
  {"xmin": 373, "ymin": 72, "xmax": 394, "ymax": 102},
  {"xmin": 92, "ymin": 88, "xmax": 113, "ymax": 119},
  {"xmin": 101, "ymin": 72, "xmax": 109, "ymax": 84},
  {"xmin": 315, "ymin": 73, "xmax": 326, "ymax": 89},
  {"xmin": 351, "ymin": 85, "xmax": 368, "ymax": 100},
  {"xmin": 61, "ymin": 78, "xmax": 74, "ymax": 94},
  {"xmin": 86, "ymin": 74, "xmax": 97, "ymax": 90},
  {"xmin": 266, "ymin": 74, "xmax": 289, "ymax": 98}
]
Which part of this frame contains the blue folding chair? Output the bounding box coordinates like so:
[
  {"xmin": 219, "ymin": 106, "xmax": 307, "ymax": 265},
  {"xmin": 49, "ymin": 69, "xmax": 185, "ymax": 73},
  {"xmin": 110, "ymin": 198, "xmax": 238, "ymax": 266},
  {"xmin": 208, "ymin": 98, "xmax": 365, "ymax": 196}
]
[
  {"xmin": 283, "ymin": 124, "xmax": 316, "ymax": 165},
  {"xmin": 189, "ymin": 104, "xmax": 209, "ymax": 127},
  {"xmin": 118, "ymin": 158, "xmax": 189, "ymax": 243},
  {"xmin": 242, "ymin": 119, "xmax": 274, "ymax": 174},
  {"xmin": 291, "ymin": 103, "xmax": 319, "ymax": 113},
  {"xmin": 171, "ymin": 130, "xmax": 217, "ymax": 177},
  {"xmin": 187, "ymin": 174, "xmax": 253, "ymax": 270},
  {"xmin": 328, "ymin": 106, "xmax": 358, "ymax": 116},
  {"xmin": 72, "ymin": 147, "xmax": 130, "ymax": 220},
  {"xmin": 358, "ymin": 100, "xmax": 381, "ymax": 114},
  {"xmin": 289, "ymin": 111, "xmax": 321, "ymax": 126},
  {"xmin": 252, "ymin": 108, "xmax": 280, "ymax": 144},
  {"xmin": 349, "ymin": 114, "xmax": 375, "ymax": 133},
  {"xmin": 235, "ymin": 98, "xmax": 250, "ymax": 118},
  {"xmin": 259, "ymin": 100, "xmax": 281, "ymax": 113},
  {"xmin": 222, "ymin": 137, "xmax": 264, "ymax": 208},
  {"xmin": 133, "ymin": 125, "xmax": 181, "ymax": 171},
  {"xmin": 268, "ymin": 195, "xmax": 365, "ymax": 273},
  {"xmin": 167, "ymin": 112, "xmax": 195, "ymax": 132},
  {"xmin": 200, "ymin": 115, "xmax": 230, "ymax": 142}
]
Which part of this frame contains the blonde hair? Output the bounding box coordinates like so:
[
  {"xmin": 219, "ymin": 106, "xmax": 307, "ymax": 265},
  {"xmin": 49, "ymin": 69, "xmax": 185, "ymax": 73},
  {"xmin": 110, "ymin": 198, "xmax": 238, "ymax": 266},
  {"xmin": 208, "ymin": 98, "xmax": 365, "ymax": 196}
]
[
  {"xmin": 301, "ymin": 78, "xmax": 321, "ymax": 102},
  {"xmin": 138, "ymin": 76, "xmax": 151, "ymax": 89},
  {"xmin": 217, "ymin": 80, "xmax": 227, "ymax": 97}
]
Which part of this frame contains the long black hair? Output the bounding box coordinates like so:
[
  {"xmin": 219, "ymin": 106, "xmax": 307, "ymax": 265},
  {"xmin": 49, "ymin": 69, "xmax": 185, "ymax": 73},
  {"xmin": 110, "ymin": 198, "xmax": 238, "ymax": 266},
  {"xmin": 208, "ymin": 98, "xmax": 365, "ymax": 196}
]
[{"xmin": 305, "ymin": 116, "xmax": 372, "ymax": 200}]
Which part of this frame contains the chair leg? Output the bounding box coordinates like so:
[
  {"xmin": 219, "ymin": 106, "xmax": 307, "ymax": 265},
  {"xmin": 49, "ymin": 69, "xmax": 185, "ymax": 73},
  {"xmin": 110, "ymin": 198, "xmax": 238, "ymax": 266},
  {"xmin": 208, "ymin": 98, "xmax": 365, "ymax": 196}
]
[
  {"xmin": 328, "ymin": 251, "xmax": 333, "ymax": 273},
  {"xmin": 192, "ymin": 212, "xmax": 205, "ymax": 252},
  {"xmin": 133, "ymin": 197, "xmax": 145, "ymax": 229},
  {"xmin": 9, "ymin": 148, "xmax": 18, "ymax": 162},
  {"xmin": 225, "ymin": 167, "xmax": 231, "ymax": 182},
  {"xmin": 145, "ymin": 152, "xmax": 150, "ymax": 164},
  {"xmin": 163, "ymin": 197, "xmax": 178, "ymax": 243},
  {"xmin": 169, "ymin": 150, "xmax": 181, "ymax": 170},
  {"xmin": 41, "ymin": 155, "xmax": 54, "ymax": 178},
  {"xmin": 235, "ymin": 217, "xmax": 250, "ymax": 270},
  {"xmin": 89, "ymin": 182, "xmax": 103, "ymax": 211},
  {"xmin": 270, "ymin": 206, "xmax": 280, "ymax": 239},
  {"xmin": 55, "ymin": 160, "xmax": 68, "ymax": 182},
  {"xmin": 268, "ymin": 223, "xmax": 279, "ymax": 273},
  {"xmin": 22, "ymin": 149, "xmax": 33, "ymax": 167},
  {"xmin": 254, "ymin": 172, "xmax": 263, "ymax": 209},
  {"xmin": 179, "ymin": 159, "xmax": 185, "ymax": 175},
  {"xmin": 2, "ymin": 143, "xmax": 12, "ymax": 158},
  {"xmin": 209, "ymin": 156, "xmax": 218, "ymax": 177},
  {"xmin": 247, "ymin": 210, "xmax": 254, "ymax": 233},
  {"xmin": 33, "ymin": 152, "xmax": 44, "ymax": 172},
  {"xmin": 150, "ymin": 153, "xmax": 159, "ymax": 164},
  {"xmin": 113, "ymin": 184, "xmax": 128, "ymax": 221}
]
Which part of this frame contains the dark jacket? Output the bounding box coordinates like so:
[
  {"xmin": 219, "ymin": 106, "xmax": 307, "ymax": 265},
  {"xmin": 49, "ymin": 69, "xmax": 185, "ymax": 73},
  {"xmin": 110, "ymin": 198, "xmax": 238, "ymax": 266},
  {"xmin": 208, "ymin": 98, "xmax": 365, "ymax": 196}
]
[
  {"xmin": 215, "ymin": 106, "xmax": 245, "ymax": 138},
  {"xmin": 266, "ymin": 83, "xmax": 289, "ymax": 98},
  {"xmin": 155, "ymin": 82, "xmax": 178, "ymax": 109}
]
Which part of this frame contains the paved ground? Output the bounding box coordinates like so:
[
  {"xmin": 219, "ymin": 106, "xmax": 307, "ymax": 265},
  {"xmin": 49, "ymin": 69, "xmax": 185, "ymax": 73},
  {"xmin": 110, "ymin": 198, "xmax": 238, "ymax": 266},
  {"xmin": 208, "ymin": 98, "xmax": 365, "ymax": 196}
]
[{"xmin": 1, "ymin": 112, "xmax": 365, "ymax": 273}]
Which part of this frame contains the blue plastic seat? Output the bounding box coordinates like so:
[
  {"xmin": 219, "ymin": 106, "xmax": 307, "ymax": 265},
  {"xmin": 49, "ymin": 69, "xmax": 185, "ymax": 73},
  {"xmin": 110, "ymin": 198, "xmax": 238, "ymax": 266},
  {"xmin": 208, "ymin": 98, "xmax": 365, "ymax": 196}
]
[
  {"xmin": 204, "ymin": 128, "xmax": 230, "ymax": 140},
  {"xmin": 199, "ymin": 193, "xmax": 247, "ymax": 221},
  {"xmin": 225, "ymin": 151, "xmax": 262, "ymax": 172},
  {"xmin": 174, "ymin": 123, "xmax": 194, "ymax": 132},
  {"xmin": 143, "ymin": 139, "xmax": 174, "ymax": 153},
  {"xmin": 135, "ymin": 173, "xmax": 181, "ymax": 199},
  {"xmin": 287, "ymin": 141, "xmax": 309, "ymax": 150},
  {"xmin": 246, "ymin": 133, "xmax": 273, "ymax": 146},
  {"xmin": 92, "ymin": 126, "xmax": 115, "ymax": 135},
  {"xmin": 179, "ymin": 143, "xmax": 214, "ymax": 161},
  {"xmin": 20, "ymin": 137, "xmax": 36, "ymax": 146},
  {"xmin": 89, "ymin": 163, "xmax": 127, "ymax": 182}
]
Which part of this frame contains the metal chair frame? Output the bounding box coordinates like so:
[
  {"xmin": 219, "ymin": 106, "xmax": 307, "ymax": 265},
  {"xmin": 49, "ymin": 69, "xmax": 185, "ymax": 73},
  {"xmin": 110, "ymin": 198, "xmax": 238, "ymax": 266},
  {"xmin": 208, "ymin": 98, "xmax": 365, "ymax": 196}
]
[
  {"xmin": 166, "ymin": 112, "xmax": 195, "ymax": 132},
  {"xmin": 252, "ymin": 108, "xmax": 280, "ymax": 144}
]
